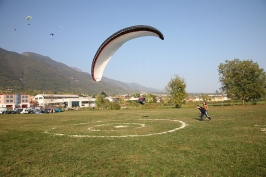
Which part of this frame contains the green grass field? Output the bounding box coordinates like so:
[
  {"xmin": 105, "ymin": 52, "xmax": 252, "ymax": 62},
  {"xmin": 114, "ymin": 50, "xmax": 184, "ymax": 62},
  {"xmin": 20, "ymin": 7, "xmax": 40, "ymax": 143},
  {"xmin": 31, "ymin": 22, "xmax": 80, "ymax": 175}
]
[{"xmin": 1, "ymin": 105, "xmax": 266, "ymax": 177}]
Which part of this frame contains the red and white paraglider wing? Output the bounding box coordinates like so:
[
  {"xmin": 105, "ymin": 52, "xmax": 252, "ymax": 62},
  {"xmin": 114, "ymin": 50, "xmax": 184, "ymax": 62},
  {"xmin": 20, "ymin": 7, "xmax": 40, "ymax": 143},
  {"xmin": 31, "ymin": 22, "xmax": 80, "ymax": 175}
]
[{"xmin": 91, "ymin": 25, "xmax": 164, "ymax": 82}]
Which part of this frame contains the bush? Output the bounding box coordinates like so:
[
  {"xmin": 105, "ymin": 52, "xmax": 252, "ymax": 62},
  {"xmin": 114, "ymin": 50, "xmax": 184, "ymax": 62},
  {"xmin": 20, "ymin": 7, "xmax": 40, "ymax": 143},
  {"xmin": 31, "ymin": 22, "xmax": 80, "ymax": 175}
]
[
  {"xmin": 108, "ymin": 102, "xmax": 121, "ymax": 110},
  {"xmin": 101, "ymin": 101, "xmax": 121, "ymax": 110}
]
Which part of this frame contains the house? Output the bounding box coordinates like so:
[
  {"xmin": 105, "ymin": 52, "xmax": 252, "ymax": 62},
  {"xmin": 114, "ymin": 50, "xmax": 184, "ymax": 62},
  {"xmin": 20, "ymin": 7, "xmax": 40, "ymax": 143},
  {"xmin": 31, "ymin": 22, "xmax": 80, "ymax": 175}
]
[{"xmin": 0, "ymin": 94, "xmax": 31, "ymax": 109}]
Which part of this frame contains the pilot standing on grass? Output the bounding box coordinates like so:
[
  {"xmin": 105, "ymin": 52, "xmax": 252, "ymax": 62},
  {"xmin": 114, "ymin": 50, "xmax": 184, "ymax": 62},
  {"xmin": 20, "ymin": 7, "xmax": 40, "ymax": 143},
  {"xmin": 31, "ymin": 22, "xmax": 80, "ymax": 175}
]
[
  {"xmin": 197, "ymin": 105, "xmax": 212, "ymax": 121},
  {"xmin": 203, "ymin": 101, "xmax": 211, "ymax": 118}
]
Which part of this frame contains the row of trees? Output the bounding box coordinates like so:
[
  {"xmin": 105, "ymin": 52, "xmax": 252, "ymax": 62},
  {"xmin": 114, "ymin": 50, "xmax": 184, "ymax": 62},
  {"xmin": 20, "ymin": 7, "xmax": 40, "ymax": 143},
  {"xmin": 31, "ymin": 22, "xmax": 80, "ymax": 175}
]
[{"xmin": 166, "ymin": 59, "xmax": 266, "ymax": 107}]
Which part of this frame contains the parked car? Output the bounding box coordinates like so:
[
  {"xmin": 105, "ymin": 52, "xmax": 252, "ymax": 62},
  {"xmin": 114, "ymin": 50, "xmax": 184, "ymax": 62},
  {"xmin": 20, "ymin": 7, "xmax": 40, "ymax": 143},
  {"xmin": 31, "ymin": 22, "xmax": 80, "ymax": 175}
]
[
  {"xmin": 34, "ymin": 110, "xmax": 42, "ymax": 114},
  {"xmin": 43, "ymin": 109, "xmax": 51, "ymax": 114},
  {"xmin": 14, "ymin": 109, "xmax": 23, "ymax": 114},
  {"xmin": 0, "ymin": 108, "xmax": 7, "ymax": 114},
  {"xmin": 1, "ymin": 110, "xmax": 9, "ymax": 114},
  {"xmin": 2, "ymin": 110, "xmax": 16, "ymax": 114},
  {"xmin": 20, "ymin": 109, "xmax": 29, "ymax": 114},
  {"xmin": 28, "ymin": 110, "xmax": 36, "ymax": 114},
  {"xmin": 54, "ymin": 108, "xmax": 63, "ymax": 112}
]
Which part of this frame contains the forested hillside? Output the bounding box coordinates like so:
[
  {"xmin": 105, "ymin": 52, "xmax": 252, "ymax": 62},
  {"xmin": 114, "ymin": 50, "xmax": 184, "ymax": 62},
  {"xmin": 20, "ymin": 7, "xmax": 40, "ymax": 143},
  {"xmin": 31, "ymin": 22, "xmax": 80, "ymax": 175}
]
[{"xmin": 0, "ymin": 48, "xmax": 161, "ymax": 95}]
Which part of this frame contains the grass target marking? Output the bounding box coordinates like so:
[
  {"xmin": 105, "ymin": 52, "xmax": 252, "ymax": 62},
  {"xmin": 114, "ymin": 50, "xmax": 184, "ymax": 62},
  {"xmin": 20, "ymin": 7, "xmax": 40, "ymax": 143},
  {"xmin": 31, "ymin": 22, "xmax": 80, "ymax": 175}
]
[
  {"xmin": 87, "ymin": 123, "xmax": 145, "ymax": 132},
  {"xmin": 114, "ymin": 125, "xmax": 128, "ymax": 128},
  {"xmin": 44, "ymin": 119, "xmax": 187, "ymax": 138},
  {"xmin": 254, "ymin": 125, "xmax": 266, "ymax": 133}
]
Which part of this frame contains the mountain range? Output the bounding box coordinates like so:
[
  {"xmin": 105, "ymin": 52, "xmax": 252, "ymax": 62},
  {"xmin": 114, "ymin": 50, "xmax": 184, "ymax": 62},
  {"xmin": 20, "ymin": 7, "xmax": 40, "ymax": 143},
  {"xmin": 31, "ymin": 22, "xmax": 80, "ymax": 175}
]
[{"xmin": 0, "ymin": 48, "xmax": 162, "ymax": 95}]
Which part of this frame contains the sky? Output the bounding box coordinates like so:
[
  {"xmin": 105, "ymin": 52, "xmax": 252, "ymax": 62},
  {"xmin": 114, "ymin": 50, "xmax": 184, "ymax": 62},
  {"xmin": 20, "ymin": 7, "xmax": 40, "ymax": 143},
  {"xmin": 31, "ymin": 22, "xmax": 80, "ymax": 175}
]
[{"xmin": 0, "ymin": 0, "xmax": 266, "ymax": 93}]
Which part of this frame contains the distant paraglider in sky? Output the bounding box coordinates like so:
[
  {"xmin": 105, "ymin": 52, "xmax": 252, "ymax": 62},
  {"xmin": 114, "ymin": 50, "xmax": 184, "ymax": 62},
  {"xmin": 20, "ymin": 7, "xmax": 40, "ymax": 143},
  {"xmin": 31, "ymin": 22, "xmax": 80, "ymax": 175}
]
[
  {"xmin": 59, "ymin": 26, "xmax": 63, "ymax": 29},
  {"xmin": 50, "ymin": 33, "xmax": 54, "ymax": 40},
  {"xmin": 91, "ymin": 25, "xmax": 164, "ymax": 82},
  {"xmin": 26, "ymin": 16, "xmax": 32, "ymax": 25},
  {"xmin": 26, "ymin": 16, "xmax": 32, "ymax": 20}
]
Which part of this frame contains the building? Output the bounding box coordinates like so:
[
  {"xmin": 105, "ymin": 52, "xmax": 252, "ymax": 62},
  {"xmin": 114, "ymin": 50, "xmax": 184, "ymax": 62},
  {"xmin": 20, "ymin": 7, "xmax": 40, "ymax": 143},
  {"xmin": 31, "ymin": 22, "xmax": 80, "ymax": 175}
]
[
  {"xmin": 0, "ymin": 94, "xmax": 31, "ymax": 109},
  {"xmin": 104, "ymin": 96, "xmax": 120, "ymax": 102},
  {"xmin": 186, "ymin": 94, "xmax": 230, "ymax": 102},
  {"xmin": 34, "ymin": 94, "xmax": 96, "ymax": 108},
  {"xmin": 209, "ymin": 95, "xmax": 230, "ymax": 101}
]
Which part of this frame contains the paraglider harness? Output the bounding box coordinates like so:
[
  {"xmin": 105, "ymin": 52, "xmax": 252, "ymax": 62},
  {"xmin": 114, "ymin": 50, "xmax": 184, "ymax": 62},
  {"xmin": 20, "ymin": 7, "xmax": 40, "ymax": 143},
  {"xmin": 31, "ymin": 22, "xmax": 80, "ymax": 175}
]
[{"xmin": 138, "ymin": 96, "xmax": 146, "ymax": 105}]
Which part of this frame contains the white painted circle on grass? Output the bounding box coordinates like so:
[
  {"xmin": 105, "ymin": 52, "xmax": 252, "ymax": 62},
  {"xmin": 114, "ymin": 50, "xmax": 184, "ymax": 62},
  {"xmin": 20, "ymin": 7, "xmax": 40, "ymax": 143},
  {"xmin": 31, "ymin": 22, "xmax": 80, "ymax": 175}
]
[{"xmin": 44, "ymin": 119, "xmax": 187, "ymax": 138}]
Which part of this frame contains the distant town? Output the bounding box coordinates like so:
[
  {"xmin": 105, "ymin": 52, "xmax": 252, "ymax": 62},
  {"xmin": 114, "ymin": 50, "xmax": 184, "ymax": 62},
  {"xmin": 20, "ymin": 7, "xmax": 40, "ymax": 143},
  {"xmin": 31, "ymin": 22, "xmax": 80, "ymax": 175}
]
[{"xmin": 0, "ymin": 93, "xmax": 229, "ymax": 111}]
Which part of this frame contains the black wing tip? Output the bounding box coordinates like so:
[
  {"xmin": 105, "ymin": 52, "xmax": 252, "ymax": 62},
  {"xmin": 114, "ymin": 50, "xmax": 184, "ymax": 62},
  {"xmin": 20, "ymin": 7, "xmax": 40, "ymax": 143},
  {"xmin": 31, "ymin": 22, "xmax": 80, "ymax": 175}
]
[{"xmin": 122, "ymin": 25, "xmax": 164, "ymax": 40}]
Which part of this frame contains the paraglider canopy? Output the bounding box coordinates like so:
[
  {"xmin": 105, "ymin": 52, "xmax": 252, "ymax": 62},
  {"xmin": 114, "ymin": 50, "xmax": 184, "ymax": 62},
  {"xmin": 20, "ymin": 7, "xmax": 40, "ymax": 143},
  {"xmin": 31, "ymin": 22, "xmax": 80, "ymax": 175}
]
[
  {"xmin": 26, "ymin": 16, "xmax": 32, "ymax": 21},
  {"xmin": 91, "ymin": 25, "xmax": 164, "ymax": 82}
]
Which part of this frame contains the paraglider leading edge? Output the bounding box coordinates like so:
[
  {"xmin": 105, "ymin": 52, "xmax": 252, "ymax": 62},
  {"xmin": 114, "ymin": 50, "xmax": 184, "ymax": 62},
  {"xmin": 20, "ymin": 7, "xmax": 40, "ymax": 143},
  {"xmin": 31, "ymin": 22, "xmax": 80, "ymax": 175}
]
[{"xmin": 91, "ymin": 25, "xmax": 164, "ymax": 82}]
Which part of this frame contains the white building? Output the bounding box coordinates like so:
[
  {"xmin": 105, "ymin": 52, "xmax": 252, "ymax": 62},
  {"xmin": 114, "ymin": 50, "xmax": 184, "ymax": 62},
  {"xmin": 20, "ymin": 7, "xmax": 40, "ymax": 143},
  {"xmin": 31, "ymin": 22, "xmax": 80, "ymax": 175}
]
[
  {"xmin": 209, "ymin": 95, "xmax": 230, "ymax": 101},
  {"xmin": 34, "ymin": 94, "xmax": 96, "ymax": 108},
  {"xmin": 104, "ymin": 96, "xmax": 120, "ymax": 102},
  {"xmin": 124, "ymin": 97, "xmax": 139, "ymax": 101}
]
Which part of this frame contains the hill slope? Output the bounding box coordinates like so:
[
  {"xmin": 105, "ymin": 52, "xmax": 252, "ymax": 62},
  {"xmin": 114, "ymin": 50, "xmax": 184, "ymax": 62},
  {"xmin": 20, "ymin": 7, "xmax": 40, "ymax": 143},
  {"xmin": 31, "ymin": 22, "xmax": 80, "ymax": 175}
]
[{"xmin": 0, "ymin": 48, "xmax": 161, "ymax": 94}]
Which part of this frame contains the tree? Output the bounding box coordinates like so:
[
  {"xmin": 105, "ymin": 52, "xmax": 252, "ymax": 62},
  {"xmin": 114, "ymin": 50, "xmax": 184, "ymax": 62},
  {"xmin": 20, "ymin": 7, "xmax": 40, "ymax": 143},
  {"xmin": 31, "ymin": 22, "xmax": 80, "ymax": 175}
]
[
  {"xmin": 201, "ymin": 94, "xmax": 211, "ymax": 102},
  {"xmin": 218, "ymin": 59, "xmax": 266, "ymax": 105},
  {"xmin": 95, "ymin": 94, "xmax": 104, "ymax": 108},
  {"xmin": 101, "ymin": 91, "xmax": 107, "ymax": 98},
  {"xmin": 145, "ymin": 93, "xmax": 157, "ymax": 103},
  {"xmin": 30, "ymin": 100, "xmax": 38, "ymax": 107},
  {"xmin": 165, "ymin": 75, "xmax": 187, "ymax": 108}
]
